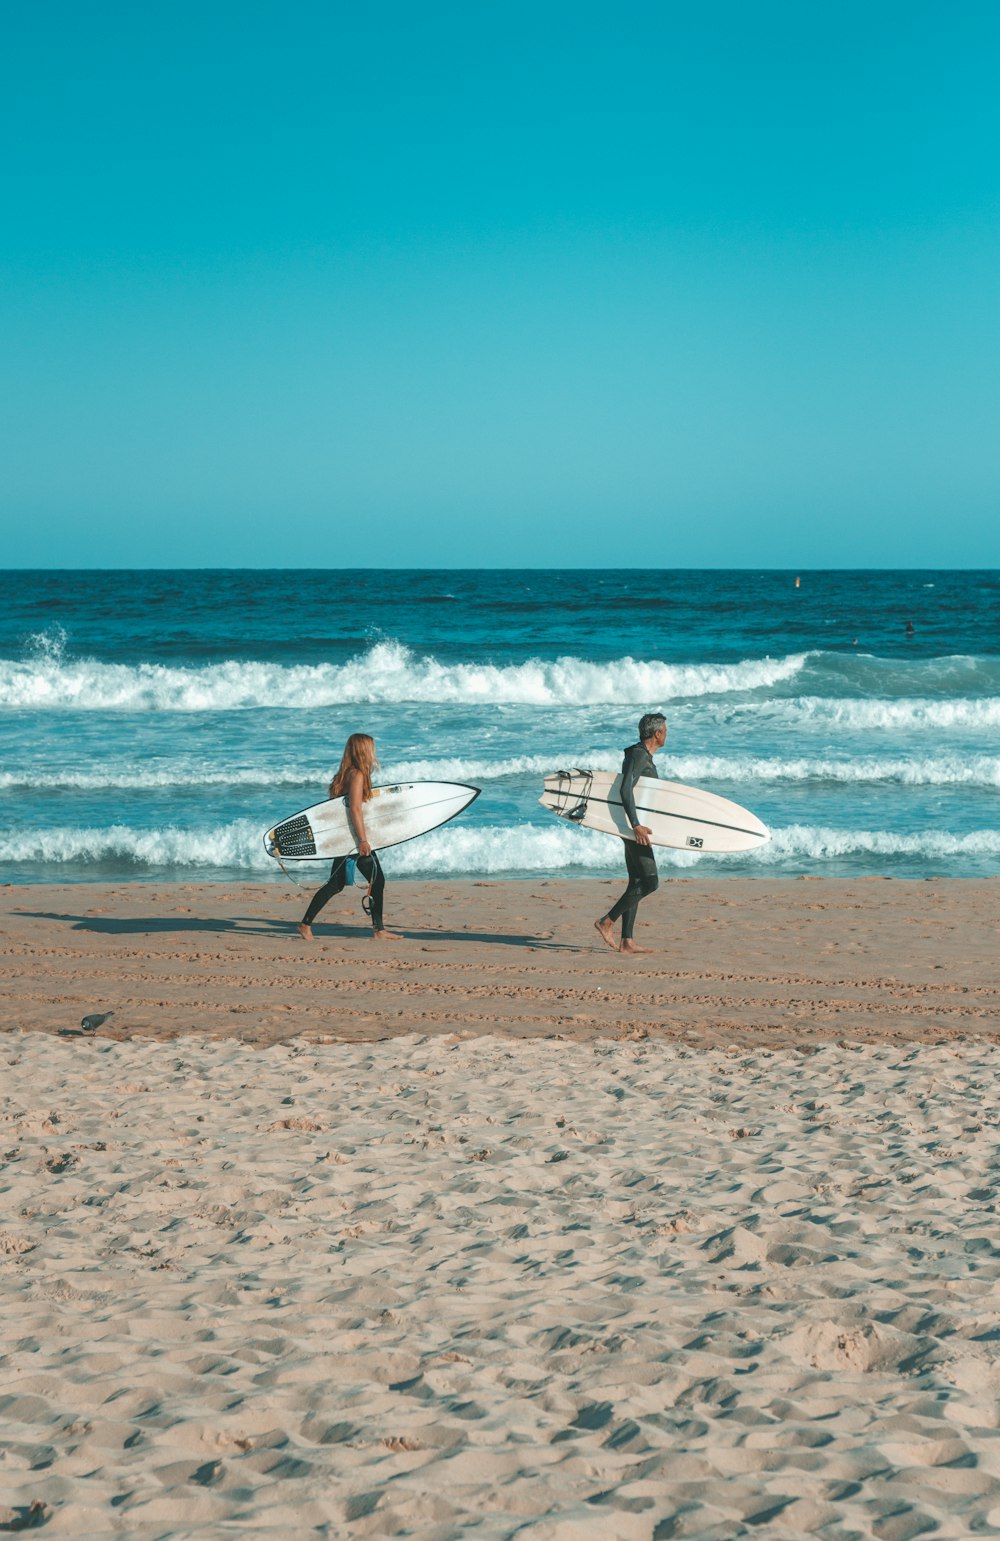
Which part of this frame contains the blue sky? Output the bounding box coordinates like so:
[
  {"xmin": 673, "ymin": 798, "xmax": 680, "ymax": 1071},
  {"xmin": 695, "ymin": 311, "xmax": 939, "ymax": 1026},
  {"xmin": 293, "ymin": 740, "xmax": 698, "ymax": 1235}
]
[{"xmin": 2, "ymin": 1, "xmax": 998, "ymax": 567}]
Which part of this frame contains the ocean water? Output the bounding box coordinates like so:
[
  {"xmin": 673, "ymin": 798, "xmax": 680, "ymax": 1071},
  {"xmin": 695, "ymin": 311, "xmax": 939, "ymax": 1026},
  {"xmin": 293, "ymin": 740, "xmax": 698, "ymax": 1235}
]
[{"xmin": 1, "ymin": 569, "xmax": 998, "ymax": 884}]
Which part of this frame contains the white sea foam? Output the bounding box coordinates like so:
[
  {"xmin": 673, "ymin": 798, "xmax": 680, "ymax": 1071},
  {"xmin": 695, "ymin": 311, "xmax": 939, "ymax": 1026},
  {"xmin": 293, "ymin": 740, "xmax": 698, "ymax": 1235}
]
[
  {"xmin": 386, "ymin": 822, "xmax": 618, "ymax": 875},
  {"xmin": 5, "ymin": 819, "xmax": 1000, "ymax": 874},
  {"xmin": 5, "ymin": 750, "xmax": 1000, "ymax": 792},
  {"xmin": 0, "ymin": 766, "xmax": 323, "ymax": 792},
  {"xmin": 0, "ymin": 820, "xmax": 613, "ymax": 874},
  {"xmin": 391, "ymin": 751, "xmax": 1000, "ymax": 790},
  {"xmin": 666, "ymin": 753, "xmax": 1000, "ymax": 788},
  {"xmin": 0, "ymin": 639, "xmax": 806, "ymax": 711},
  {"xmin": 746, "ymin": 696, "xmax": 1000, "ymax": 731},
  {"xmin": 0, "ymin": 820, "xmax": 272, "ymax": 870},
  {"xmin": 755, "ymin": 825, "xmax": 1000, "ymax": 863},
  {"xmin": 0, "ymin": 755, "xmax": 617, "ymax": 792},
  {"xmin": 328, "ymin": 822, "xmax": 1000, "ymax": 872}
]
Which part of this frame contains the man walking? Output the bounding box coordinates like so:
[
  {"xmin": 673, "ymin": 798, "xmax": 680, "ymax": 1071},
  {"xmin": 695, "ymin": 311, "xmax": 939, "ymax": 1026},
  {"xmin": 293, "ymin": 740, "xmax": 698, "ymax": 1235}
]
[{"xmin": 595, "ymin": 711, "xmax": 667, "ymax": 955}]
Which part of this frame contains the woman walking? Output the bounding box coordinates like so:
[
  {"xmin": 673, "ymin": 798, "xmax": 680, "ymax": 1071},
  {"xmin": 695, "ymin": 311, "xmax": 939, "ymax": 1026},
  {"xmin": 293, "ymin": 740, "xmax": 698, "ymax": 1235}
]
[{"xmin": 297, "ymin": 733, "xmax": 399, "ymax": 942}]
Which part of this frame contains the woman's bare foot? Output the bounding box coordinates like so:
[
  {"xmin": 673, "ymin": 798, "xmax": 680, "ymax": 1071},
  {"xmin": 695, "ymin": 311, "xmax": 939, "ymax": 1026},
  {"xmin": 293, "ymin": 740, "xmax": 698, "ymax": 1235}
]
[
  {"xmin": 619, "ymin": 939, "xmax": 652, "ymax": 955},
  {"xmin": 373, "ymin": 929, "xmax": 401, "ymax": 941},
  {"xmin": 296, "ymin": 922, "xmax": 314, "ymax": 942},
  {"xmin": 594, "ymin": 917, "xmax": 618, "ymax": 951}
]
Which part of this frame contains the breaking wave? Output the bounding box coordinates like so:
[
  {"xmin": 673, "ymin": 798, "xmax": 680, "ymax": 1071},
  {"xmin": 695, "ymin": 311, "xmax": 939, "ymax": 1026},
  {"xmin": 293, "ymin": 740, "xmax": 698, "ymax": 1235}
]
[
  {"xmin": 0, "ymin": 639, "xmax": 805, "ymax": 710},
  {"xmin": 0, "ymin": 766, "xmax": 328, "ymax": 792},
  {"xmin": 664, "ymin": 754, "xmax": 1000, "ymax": 788},
  {"xmin": 7, "ymin": 634, "xmax": 1000, "ymax": 716},
  {"xmin": 5, "ymin": 820, "xmax": 999, "ymax": 875},
  {"xmin": 756, "ymin": 825, "xmax": 1000, "ymax": 863},
  {"xmin": 746, "ymin": 696, "xmax": 1000, "ymax": 732},
  {"xmin": 4, "ymin": 751, "xmax": 1000, "ymax": 791}
]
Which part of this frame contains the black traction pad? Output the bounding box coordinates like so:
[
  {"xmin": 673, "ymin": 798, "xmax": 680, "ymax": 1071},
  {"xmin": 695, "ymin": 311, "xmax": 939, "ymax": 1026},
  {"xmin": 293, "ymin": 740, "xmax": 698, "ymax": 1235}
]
[{"xmin": 271, "ymin": 813, "xmax": 317, "ymax": 858}]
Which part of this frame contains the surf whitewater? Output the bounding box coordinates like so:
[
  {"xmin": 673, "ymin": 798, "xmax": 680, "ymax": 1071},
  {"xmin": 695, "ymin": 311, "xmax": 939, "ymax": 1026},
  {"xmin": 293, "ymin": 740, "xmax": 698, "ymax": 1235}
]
[
  {"xmin": 5, "ymin": 638, "xmax": 1000, "ymax": 713},
  {"xmin": 7, "ymin": 820, "xmax": 1000, "ymax": 878},
  {"xmin": 5, "ymin": 752, "xmax": 1000, "ymax": 791},
  {"xmin": 1, "ymin": 637, "xmax": 808, "ymax": 710},
  {"xmin": 2, "ymin": 568, "xmax": 998, "ymax": 881}
]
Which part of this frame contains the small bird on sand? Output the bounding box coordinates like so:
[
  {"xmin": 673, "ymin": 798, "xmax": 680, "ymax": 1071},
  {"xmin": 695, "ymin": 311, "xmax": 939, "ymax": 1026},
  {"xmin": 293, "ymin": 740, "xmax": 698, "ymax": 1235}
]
[{"xmin": 80, "ymin": 1011, "xmax": 114, "ymax": 1032}]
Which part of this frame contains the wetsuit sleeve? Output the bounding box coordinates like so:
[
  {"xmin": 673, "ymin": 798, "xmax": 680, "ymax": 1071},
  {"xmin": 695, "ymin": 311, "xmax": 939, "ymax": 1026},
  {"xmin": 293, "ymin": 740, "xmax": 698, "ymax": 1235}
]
[{"xmin": 620, "ymin": 747, "xmax": 643, "ymax": 829}]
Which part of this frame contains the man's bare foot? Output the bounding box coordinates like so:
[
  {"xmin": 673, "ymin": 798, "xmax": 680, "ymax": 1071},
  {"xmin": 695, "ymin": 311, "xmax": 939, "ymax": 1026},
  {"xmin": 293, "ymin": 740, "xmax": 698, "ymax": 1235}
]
[
  {"xmin": 594, "ymin": 917, "xmax": 618, "ymax": 951},
  {"xmin": 619, "ymin": 939, "xmax": 652, "ymax": 955},
  {"xmin": 296, "ymin": 922, "xmax": 314, "ymax": 942},
  {"xmin": 373, "ymin": 929, "xmax": 401, "ymax": 941}
]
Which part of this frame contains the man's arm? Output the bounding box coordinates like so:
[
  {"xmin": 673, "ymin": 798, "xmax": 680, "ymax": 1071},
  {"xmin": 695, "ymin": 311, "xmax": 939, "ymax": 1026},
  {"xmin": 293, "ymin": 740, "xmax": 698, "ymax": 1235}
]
[{"xmin": 620, "ymin": 749, "xmax": 653, "ymax": 845}]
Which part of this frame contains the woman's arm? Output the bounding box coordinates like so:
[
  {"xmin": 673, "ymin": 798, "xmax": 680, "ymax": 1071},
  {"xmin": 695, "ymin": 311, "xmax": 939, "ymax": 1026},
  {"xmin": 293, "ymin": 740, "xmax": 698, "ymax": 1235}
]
[{"xmin": 345, "ymin": 769, "xmax": 372, "ymax": 856}]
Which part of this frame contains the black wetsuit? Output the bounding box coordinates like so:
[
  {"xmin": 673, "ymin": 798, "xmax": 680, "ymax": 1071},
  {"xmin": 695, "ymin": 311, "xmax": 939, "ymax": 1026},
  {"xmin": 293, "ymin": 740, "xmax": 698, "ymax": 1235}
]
[
  {"xmin": 302, "ymin": 853, "xmax": 385, "ymax": 932},
  {"xmin": 606, "ymin": 743, "xmax": 659, "ymax": 941}
]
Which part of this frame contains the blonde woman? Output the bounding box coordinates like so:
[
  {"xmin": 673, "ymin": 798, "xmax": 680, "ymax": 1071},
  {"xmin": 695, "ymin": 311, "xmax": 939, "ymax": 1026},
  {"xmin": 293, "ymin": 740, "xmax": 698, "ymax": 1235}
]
[{"xmin": 297, "ymin": 733, "xmax": 399, "ymax": 941}]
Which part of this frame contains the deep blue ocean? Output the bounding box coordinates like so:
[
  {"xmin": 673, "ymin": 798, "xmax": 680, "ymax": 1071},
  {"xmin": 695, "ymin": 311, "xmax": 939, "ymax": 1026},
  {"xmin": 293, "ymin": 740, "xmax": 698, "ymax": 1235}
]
[{"xmin": 1, "ymin": 569, "xmax": 998, "ymax": 883}]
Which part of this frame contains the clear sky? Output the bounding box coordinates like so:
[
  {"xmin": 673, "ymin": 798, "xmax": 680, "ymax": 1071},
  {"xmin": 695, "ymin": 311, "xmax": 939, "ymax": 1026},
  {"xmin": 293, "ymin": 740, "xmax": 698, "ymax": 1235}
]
[{"xmin": 2, "ymin": 0, "xmax": 998, "ymax": 567}]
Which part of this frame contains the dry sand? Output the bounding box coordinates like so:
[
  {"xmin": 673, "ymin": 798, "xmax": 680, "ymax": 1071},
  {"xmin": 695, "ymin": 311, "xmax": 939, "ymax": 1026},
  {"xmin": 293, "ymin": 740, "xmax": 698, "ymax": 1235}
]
[{"xmin": 2, "ymin": 880, "xmax": 1000, "ymax": 1537}]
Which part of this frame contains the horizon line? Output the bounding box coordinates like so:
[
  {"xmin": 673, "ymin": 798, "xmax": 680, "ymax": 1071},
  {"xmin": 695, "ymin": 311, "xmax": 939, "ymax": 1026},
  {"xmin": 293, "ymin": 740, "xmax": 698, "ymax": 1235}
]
[{"xmin": 4, "ymin": 565, "xmax": 998, "ymax": 576}]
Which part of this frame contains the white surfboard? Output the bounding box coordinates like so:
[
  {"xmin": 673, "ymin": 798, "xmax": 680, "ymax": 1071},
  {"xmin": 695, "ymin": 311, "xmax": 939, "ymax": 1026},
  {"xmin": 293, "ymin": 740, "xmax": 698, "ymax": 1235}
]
[
  {"xmin": 264, "ymin": 781, "xmax": 480, "ymax": 861},
  {"xmin": 540, "ymin": 769, "xmax": 768, "ymax": 853}
]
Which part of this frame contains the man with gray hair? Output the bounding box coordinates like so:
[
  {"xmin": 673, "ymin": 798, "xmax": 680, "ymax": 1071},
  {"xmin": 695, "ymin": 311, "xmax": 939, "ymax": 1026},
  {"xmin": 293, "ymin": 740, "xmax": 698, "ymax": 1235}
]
[{"xmin": 595, "ymin": 711, "xmax": 667, "ymax": 954}]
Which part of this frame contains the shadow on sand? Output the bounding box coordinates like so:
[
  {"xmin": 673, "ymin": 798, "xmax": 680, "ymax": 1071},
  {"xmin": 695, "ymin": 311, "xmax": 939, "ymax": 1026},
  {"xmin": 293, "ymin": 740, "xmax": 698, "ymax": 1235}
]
[{"xmin": 17, "ymin": 912, "xmax": 579, "ymax": 951}]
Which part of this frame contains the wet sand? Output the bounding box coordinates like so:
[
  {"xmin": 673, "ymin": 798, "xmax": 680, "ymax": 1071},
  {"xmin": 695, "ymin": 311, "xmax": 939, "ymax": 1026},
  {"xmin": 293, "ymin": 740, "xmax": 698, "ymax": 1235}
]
[{"xmin": 3, "ymin": 877, "xmax": 999, "ymax": 1046}]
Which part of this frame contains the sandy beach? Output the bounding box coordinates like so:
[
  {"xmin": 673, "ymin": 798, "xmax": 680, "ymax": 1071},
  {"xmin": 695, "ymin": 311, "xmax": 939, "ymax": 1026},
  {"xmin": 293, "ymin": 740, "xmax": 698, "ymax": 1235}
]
[
  {"xmin": 2, "ymin": 880, "xmax": 1000, "ymax": 1536},
  {"xmin": 4, "ymin": 878, "xmax": 999, "ymax": 1047}
]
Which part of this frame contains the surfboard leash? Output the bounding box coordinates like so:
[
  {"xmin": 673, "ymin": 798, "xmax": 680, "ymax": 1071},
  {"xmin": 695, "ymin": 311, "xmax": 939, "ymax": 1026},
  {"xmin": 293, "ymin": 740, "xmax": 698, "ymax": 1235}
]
[
  {"xmin": 266, "ymin": 844, "xmax": 325, "ymax": 893},
  {"xmin": 271, "ymin": 850, "xmax": 315, "ymax": 889},
  {"xmin": 270, "ymin": 848, "xmax": 379, "ymax": 907},
  {"xmin": 360, "ymin": 850, "xmax": 382, "ymax": 919}
]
